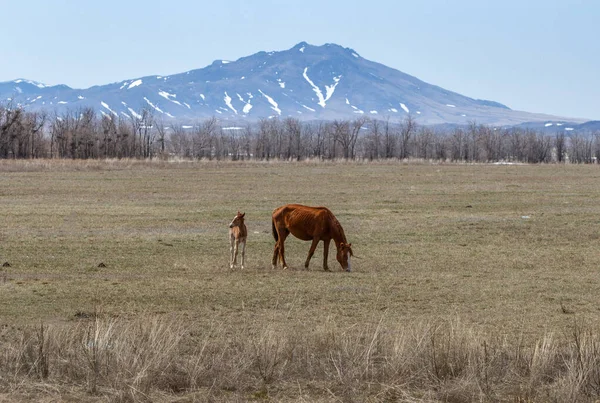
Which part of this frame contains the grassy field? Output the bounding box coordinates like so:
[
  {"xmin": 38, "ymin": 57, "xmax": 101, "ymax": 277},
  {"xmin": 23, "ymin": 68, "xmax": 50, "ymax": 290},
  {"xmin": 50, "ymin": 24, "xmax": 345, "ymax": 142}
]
[{"xmin": 2, "ymin": 159, "xmax": 600, "ymax": 401}]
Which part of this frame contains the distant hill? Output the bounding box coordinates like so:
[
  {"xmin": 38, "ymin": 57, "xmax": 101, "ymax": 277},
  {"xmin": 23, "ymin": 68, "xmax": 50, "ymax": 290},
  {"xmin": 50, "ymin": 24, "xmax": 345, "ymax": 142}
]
[
  {"xmin": 0, "ymin": 42, "xmax": 591, "ymax": 126},
  {"xmin": 514, "ymin": 120, "xmax": 600, "ymax": 134}
]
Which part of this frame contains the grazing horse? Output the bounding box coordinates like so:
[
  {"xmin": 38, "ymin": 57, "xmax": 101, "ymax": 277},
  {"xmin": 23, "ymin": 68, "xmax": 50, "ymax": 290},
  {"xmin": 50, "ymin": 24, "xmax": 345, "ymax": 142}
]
[
  {"xmin": 271, "ymin": 204, "xmax": 354, "ymax": 272},
  {"xmin": 229, "ymin": 211, "xmax": 247, "ymax": 269}
]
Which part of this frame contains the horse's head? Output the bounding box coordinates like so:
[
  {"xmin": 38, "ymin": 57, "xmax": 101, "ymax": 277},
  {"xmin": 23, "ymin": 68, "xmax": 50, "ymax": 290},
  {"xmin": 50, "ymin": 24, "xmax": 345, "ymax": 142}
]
[
  {"xmin": 229, "ymin": 211, "xmax": 245, "ymax": 228},
  {"xmin": 337, "ymin": 242, "xmax": 354, "ymax": 272}
]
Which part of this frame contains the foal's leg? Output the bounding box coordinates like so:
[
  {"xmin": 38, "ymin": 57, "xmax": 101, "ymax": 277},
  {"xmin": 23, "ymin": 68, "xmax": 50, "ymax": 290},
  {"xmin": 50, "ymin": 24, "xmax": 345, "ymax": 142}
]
[
  {"xmin": 240, "ymin": 240, "xmax": 246, "ymax": 269},
  {"xmin": 230, "ymin": 234, "xmax": 235, "ymax": 268},
  {"xmin": 305, "ymin": 238, "xmax": 320, "ymax": 270},
  {"xmin": 322, "ymin": 239, "xmax": 331, "ymax": 271},
  {"xmin": 232, "ymin": 239, "xmax": 240, "ymax": 269}
]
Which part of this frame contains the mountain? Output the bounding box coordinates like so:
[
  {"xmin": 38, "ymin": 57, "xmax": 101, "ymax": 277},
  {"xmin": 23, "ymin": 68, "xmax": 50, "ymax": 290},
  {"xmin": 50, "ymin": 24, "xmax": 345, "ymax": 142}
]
[
  {"xmin": 0, "ymin": 42, "xmax": 589, "ymax": 126},
  {"xmin": 514, "ymin": 120, "xmax": 600, "ymax": 134}
]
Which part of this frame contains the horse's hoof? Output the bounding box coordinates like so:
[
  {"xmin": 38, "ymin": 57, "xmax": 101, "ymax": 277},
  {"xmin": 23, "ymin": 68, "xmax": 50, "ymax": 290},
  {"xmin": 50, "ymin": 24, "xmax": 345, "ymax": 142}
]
[
  {"xmin": 241, "ymin": 266, "xmax": 245, "ymax": 270},
  {"xmin": 346, "ymin": 269, "xmax": 352, "ymax": 272},
  {"xmin": 283, "ymin": 266, "xmax": 288, "ymax": 270}
]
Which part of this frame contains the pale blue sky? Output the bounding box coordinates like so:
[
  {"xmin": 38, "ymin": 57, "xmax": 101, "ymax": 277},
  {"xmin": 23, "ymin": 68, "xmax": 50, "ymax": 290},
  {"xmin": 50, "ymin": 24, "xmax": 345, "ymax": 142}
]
[{"xmin": 1, "ymin": 0, "xmax": 599, "ymax": 120}]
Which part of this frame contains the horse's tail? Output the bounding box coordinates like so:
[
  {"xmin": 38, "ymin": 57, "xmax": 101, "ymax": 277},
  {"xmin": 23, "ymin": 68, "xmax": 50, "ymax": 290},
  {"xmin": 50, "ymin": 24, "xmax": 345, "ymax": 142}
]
[{"xmin": 271, "ymin": 219, "xmax": 278, "ymax": 242}]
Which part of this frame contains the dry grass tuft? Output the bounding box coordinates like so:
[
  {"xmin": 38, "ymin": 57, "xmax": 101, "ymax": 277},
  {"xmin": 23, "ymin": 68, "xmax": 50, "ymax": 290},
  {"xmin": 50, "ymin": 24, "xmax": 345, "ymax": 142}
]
[{"xmin": 3, "ymin": 316, "xmax": 600, "ymax": 401}]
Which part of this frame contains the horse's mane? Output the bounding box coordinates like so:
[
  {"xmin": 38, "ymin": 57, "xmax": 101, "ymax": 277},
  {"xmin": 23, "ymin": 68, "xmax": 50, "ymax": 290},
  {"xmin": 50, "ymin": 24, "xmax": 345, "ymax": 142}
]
[{"xmin": 329, "ymin": 213, "xmax": 347, "ymax": 244}]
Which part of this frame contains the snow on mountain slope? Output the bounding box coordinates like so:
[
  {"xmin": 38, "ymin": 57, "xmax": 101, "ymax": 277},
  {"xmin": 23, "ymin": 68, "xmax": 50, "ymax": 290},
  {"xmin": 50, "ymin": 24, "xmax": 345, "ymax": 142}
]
[{"xmin": 0, "ymin": 42, "xmax": 588, "ymax": 126}]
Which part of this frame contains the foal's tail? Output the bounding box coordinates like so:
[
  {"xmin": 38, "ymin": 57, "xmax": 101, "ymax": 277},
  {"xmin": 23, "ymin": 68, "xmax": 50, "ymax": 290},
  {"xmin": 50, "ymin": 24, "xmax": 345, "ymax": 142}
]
[{"xmin": 271, "ymin": 219, "xmax": 278, "ymax": 242}]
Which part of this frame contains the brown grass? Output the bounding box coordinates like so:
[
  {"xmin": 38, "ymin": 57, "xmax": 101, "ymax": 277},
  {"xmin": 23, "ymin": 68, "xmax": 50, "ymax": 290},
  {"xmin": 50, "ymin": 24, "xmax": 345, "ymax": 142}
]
[
  {"xmin": 3, "ymin": 315, "xmax": 600, "ymax": 401},
  {"xmin": 1, "ymin": 159, "xmax": 600, "ymax": 401}
]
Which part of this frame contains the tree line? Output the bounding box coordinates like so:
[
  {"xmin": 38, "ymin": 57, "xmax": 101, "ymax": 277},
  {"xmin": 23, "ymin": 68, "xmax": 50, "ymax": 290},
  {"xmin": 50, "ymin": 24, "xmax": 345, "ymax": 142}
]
[{"xmin": 1, "ymin": 103, "xmax": 599, "ymax": 163}]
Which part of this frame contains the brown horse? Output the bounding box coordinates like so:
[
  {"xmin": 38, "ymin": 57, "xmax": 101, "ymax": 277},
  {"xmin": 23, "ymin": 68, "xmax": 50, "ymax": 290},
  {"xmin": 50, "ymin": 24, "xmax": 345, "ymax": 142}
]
[
  {"xmin": 229, "ymin": 211, "xmax": 247, "ymax": 269},
  {"xmin": 271, "ymin": 204, "xmax": 353, "ymax": 271}
]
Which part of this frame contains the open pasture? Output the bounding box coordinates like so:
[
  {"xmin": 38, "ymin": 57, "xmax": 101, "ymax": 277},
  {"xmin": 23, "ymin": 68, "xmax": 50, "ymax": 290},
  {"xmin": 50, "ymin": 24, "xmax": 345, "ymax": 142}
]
[
  {"xmin": 2, "ymin": 159, "xmax": 600, "ymax": 400},
  {"xmin": 2, "ymin": 160, "xmax": 600, "ymax": 335}
]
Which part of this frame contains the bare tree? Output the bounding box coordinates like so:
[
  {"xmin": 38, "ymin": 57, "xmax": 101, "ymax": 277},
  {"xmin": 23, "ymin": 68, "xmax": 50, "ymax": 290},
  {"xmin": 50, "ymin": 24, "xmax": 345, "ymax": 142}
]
[
  {"xmin": 99, "ymin": 114, "xmax": 118, "ymax": 158},
  {"xmin": 480, "ymin": 126, "xmax": 502, "ymax": 161},
  {"xmin": 432, "ymin": 130, "xmax": 449, "ymax": 161},
  {"xmin": 116, "ymin": 116, "xmax": 133, "ymax": 158},
  {"xmin": 466, "ymin": 121, "xmax": 480, "ymax": 162},
  {"xmin": 169, "ymin": 124, "xmax": 191, "ymax": 157},
  {"xmin": 78, "ymin": 108, "xmax": 97, "ymax": 158},
  {"xmin": 399, "ymin": 115, "xmax": 416, "ymax": 159},
  {"xmin": 522, "ymin": 129, "xmax": 552, "ymax": 163},
  {"xmin": 256, "ymin": 118, "xmax": 282, "ymax": 160},
  {"xmin": 284, "ymin": 117, "xmax": 302, "ymax": 160},
  {"xmin": 555, "ymin": 132, "xmax": 566, "ymax": 163},
  {"xmin": 0, "ymin": 103, "xmax": 24, "ymax": 158},
  {"xmin": 26, "ymin": 111, "xmax": 47, "ymax": 158},
  {"xmin": 312, "ymin": 122, "xmax": 327, "ymax": 159},
  {"xmin": 50, "ymin": 112, "xmax": 67, "ymax": 158},
  {"xmin": 192, "ymin": 116, "xmax": 218, "ymax": 159},
  {"xmin": 593, "ymin": 132, "xmax": 600, "ymax": 163},
  {"xmin": 7, "ymin": 101, "xmax": 600, "ymax": 164},
  {"xmin": 50, "ymin": 107, "xmax": 95, "ymax": 158},
  {"xmin": 0, "ymin": 106, "xmax": 47, "ymax": 158},
  {"xmin": 382, "ymin": 118, "xmax": 397, "ymax": 159},
  {"xmin": 509, "ymin": 129, "xmax": 527, "ymax": 162},
  {"xmin": 154, "ymin": 118, "xmax": 167, "ymax": 156},
  {"xmin": 333, "ymin": 117, "xmax": 367, "ymax": 159},
  {"xmin": 240, "ymin": 124, "xmax": 253, "ymax": 159},
  {"xmin": 129, "ymin": 108, "xmax": 154, "ymax": 158},
  {"xmin": 416, "ymin": 126, "xmax": 435, "ymax": 160},
  {"xmin": 365, "ymin": 119, "xmax": 381, "ymax": 160},
  {"xmin": 450, "ymin": 127, "xmax": 465, "ymax": 161},
  {"xmin": 332, "ymin": 120, "xmax": 350, "ymax": 159},
  {"xmin": 569, "ymin": 132, "xmax": 593, "ymax": 163}
]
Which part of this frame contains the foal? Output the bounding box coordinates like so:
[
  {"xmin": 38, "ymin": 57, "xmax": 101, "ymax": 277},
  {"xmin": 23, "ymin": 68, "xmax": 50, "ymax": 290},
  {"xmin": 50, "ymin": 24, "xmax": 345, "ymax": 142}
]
[{"xmin": 228, "ymin": 211, "xmax": 247, "ymax": 269}]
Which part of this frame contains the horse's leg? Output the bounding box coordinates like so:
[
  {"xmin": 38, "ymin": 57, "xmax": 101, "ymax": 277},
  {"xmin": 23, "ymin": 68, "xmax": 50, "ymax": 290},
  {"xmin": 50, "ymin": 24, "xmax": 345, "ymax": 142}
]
[
  {"xmin": 278, "ymin": 231, "xmax": 289, "ymax": 269},
  {"xmin": 271, "ymin": 242, "xmax": 279, "ymax": 269},
  {"xmin": 305, "ymin": 238, "xmax": 320, "ymax": 270},
  {"xmin": 229, "ymin": 234, "xmax": 235, "ymax": 268},
  {"xmin": 322, "ymin": 239, "xmax": 331, "ymax": 271},
  {"xmin": 272, "ymin": 226, "xmax": 289, "ymax": 269},
  {"xmin": 240, "ymin": 240, "xmax": 246, "ymax": 269}
]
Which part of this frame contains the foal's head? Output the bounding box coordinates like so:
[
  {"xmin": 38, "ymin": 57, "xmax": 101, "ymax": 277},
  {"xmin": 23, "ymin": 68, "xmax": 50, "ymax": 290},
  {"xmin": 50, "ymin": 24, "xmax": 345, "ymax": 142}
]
[
  {"xmin": 337, "ymin": 242, "xmax": 354, "ymax": 272},
  {"xmin": 229, "ymin": 211, "xmax": 245, "ymax": 229}
]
